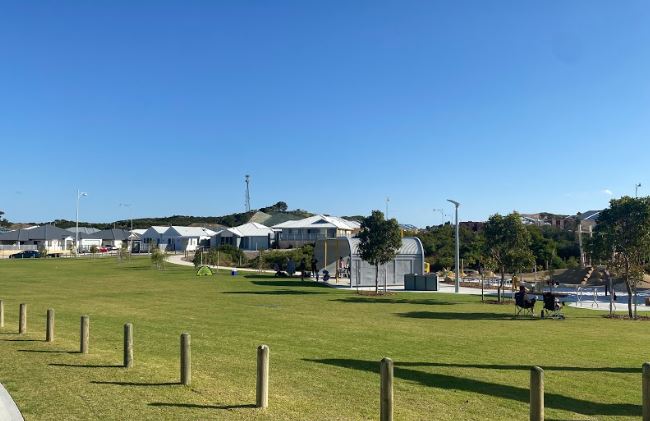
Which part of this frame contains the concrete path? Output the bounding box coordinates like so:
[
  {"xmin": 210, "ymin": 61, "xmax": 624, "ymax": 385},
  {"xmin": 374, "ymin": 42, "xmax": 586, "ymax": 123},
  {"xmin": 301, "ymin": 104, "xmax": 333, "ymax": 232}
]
[
  {"xmin": 0, "ymin": 384, "xmax": 24, "ymax": 421},
  {"xmin": 165, "ymin": 254, "xmax": 276, "ymax": 274}
]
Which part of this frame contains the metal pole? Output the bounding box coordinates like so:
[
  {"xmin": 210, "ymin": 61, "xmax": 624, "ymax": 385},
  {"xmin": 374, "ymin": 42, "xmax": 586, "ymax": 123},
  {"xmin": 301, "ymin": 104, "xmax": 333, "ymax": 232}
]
[
  {"xmin": 448, "ymin": 200, "xmax": 460, "ymax": 293},
  {"xmin": 76, "ymin": 189, "xmax": 79, "ymax": 254},
  {"xmin": 643, "ymin": 362, "xmax": 650, "ymax": 421}
]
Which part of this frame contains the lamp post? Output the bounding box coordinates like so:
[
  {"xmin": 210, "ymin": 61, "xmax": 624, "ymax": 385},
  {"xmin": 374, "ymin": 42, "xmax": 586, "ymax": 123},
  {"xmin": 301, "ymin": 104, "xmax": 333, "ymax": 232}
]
[
  {"xmin": 447, "ymin": 199, "xmax": 460, "ymax": 293},
  {"xmin": 385, "ymin": 197, "xmax": 390, "ymax": 218},
  {"xmin": 636, "ymin": 183, "xmax": 642, "ymax": 198},
  {"xmin": 76, "ymin": 190, "xmax": 88, "ymax": 254}
]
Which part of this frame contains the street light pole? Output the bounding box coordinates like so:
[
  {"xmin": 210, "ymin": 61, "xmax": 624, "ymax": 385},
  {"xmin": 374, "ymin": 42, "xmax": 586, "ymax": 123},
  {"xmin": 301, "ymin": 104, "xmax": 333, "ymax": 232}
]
[
  {"xmin": 120, "ymin": 203, "xmax": 133, "ymax": 230},
  {"xmin": 447, "ymin": 199, "xmax": 460, "ymax": 293},
  {"xmin": 76, "ymin": 190, "xmax": 88, "ymax": 254},
  {"xmin": 385, "ymin": 197, "xmax": 390, "ymax": 218},
  {"xmin": 636, "ymin": 183, "xmax": 642, "ymax": 198}
]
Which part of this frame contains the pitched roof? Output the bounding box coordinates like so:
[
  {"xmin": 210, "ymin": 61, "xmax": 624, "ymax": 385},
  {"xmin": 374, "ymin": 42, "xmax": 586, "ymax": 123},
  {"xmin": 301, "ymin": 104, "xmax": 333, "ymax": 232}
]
[
  {"xmin": 167, "ymin": 226, "xmax": 216, "ymax": 237},
  {"xmin": 85, "ymin": 229, "xmax": 131, "ymax": 241},
  {"xmin": 0, "ymin": 225, "xmax": 74, "ymax": 241},
  {"xmin": 66, "ymin": 227, "xmax": 100, "ymax": 235},
  {"xmin": 130, "ymin": 229, "xmax": 147, "ymax": 236},
  {"xmin": 219, "ymin": 222, "xmax": 274, "ymax": 238},
  {"xmin": 143, "ymin": 226, "xmax": 170, "ymax": 236},
  {"xmin": 348, "ymin": 237, "xmax": 423, "ymax": 256},
  {"xmin": 272, "ymin": 215, "xmax": 360, "ymax": 230}
]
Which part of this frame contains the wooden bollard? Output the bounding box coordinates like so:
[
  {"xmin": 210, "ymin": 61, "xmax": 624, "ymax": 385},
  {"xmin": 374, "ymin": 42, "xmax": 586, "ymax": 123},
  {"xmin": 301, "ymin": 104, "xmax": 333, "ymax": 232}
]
[
  {"xmin": 19, "ymin": 303, "xmax": 26, "ymax": 334},
  {"xmin": 641, "ymin": 363, "xmax": 650, "ymax": 421},
  {"xmin": 124, "ymin": 323, "xmax": 133, "ymax": 368},
  {"xmin": 80, "ymin": 316, "xmax": 89, "ymax": 354},
  {"xmin": 256, "ymin": 344, "xmax": 269, "ymax": 408},
  {"xmin": 530, "ymin": 366, "xmax": 544, "ymax": 421},
  {"xmin": 46, "ymin": 309, "xmax": 54, "ymax": 342},
  {"xmin": 0, "ymin": 300, "xmax": 4, "ymax": 328},
  {"xmin": 380, "ymin": 357, "xmax": 394, "ymax": 421},
  {"xmin": 180, "ymin": 333, "xmax": 191, "ymax": 385}
]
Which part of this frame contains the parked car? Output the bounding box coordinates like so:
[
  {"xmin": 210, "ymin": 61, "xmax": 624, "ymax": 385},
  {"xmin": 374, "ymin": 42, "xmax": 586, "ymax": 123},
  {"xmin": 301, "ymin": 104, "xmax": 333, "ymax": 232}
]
[
  {"xmin": 98, "ymin": 246, "xmax": 109, "ymax": 253},
  {"xmin": 9, "ymin": 250, "xmax": 40, "ymax": 259}
]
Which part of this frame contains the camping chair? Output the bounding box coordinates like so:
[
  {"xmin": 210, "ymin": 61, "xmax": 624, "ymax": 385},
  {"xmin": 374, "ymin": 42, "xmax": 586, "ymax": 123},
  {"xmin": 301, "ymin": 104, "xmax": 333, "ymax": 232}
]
[
  {"xmin": 514, "ymin": 291, "xmax": 535, "ymax": 317},
  {"xmin": 541, "ymin": 292, "xmax": 565, "ymax": 319}
]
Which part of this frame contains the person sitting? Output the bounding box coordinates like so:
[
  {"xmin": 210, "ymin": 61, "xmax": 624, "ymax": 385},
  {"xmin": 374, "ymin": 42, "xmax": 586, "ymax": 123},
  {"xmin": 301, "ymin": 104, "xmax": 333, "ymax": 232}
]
[{"xmin": 515, "ymin": 285, "xmax": 536, "ymax": 315}]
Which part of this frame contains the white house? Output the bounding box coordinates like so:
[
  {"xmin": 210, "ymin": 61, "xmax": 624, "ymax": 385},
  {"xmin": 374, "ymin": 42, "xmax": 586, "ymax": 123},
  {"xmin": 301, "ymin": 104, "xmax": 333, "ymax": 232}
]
[
  {"xmin": 161, "ymin": 226, "xmax": 216, "ymax": 252},
  {"xmin": 86, "ymin": 229, "xmax": 133, "ymax": 249},
  {"xmin": 272, "ymin": 215, "xmax": 361, "ymax": 248},
  {"xmin": 211, "ymin": 222, "xmax": 274, "ymax": 250},
  {"xmin": 141, "ymin": 226, "xmax": 170, "ymax": 252}
]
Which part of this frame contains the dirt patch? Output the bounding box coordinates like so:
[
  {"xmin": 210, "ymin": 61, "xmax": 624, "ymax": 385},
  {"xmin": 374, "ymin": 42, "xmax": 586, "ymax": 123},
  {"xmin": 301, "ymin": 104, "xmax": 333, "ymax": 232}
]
[
  {"xmin": 356, "ymin": 291, "xmax": 397, "ymax": 297},
  {"xmin": 604, "ymin": 314, "xmax": 650, "ymax": 321}
]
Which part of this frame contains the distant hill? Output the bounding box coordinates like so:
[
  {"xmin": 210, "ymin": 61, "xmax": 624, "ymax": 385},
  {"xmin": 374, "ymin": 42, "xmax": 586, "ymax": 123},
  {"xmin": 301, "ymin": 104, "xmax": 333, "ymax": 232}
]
[{"xmin": 26, "ymin": 202, "xmax": 314, "ymax": 230}]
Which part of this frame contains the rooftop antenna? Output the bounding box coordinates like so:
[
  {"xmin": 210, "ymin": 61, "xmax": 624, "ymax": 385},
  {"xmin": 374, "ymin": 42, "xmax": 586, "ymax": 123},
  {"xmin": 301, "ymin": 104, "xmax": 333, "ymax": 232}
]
[{"xmin": 245, "ymin": 175, "xmax": 251, "ymax": 212}]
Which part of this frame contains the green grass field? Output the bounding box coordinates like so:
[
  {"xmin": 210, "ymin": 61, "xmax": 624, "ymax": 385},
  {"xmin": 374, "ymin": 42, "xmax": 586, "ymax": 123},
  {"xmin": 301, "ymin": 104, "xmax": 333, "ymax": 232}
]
[{"xmin": 0, "ymin": 257, "xmax": 646, "ymax": 420}]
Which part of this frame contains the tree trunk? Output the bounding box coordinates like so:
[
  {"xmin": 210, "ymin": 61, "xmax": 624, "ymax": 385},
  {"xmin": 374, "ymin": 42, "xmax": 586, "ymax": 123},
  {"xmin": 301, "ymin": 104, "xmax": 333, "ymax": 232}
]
[
  {"xmin": 375, "ymin": 264, "xmax": 379, "ymax": 295},
  {"xmin": 624, "ymin": 274, "xmax": 633, "ymax": 319},
  {"xmin": 498, "ymin": 268, "xmax": 505, "ymax": 302}
]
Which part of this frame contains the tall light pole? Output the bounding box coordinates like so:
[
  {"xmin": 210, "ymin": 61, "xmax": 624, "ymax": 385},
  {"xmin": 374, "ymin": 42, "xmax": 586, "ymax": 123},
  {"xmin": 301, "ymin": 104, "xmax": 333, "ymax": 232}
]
[
  {"xmin": 119, "ymin": 203, "xmax": 133, "ymax": 230},
  {"xmin": 385, "ymin": 197, "xmax": 390, "ymax": 217},
  {"xmin": 76, "ymin": 190, "xmax": 88, "ymax": 253},
  {"xmin": 636, "ymin": 183, "xmax": 642, "ymax": 198},
  {"xmin": 447, "ymin": 199, "xmax": 460, "ymax": 293}
]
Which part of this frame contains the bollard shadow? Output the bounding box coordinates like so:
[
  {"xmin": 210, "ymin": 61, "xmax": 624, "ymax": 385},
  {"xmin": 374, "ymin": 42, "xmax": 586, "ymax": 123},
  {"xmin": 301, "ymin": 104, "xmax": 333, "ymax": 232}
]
[
  {"xmin": 50, "ymin": 363, "xmax": 124, "ymax": 368},
  {"xmin": 91, "ymin": 380, "xmax": 179, "ymax": 387},
  {"xmin": 395, "ymin": 311, "xmax": 536, "ymax": 321},
  {"xmin": 149, "ymin": 402, "xmax": 256, "ymax": 410},
  {"xmin": 2, "ymin": 338, "xmax": 44, "ymax": 342},
  {"xmin": 395, "ymin": 361, "xmax": 639, "ymax": 374},
  {"xmin": 18, "ymin": 349, "xmax": 78, "ymax": 354},
  {"xmin": 223, "ymin": 290, "xmax": 325, "ymax": 296},
  {"xmin": 304, "ymin": 358, "xmax": 641, "ymax": 417},
  {"xmin": 331, "ymin": 297, "xmax": 456, "ymax": 306}
]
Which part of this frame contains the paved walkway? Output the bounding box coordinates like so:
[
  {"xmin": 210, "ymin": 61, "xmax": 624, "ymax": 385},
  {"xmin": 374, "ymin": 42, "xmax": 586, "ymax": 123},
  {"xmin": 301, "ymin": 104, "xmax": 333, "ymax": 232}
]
[
  {"xmin": 0, "ymin": 384, "xmax": 23, "ymax": 421},
  {"xmin": 165, "ymin": 254, "xmax": 276, "ymax": 274}
]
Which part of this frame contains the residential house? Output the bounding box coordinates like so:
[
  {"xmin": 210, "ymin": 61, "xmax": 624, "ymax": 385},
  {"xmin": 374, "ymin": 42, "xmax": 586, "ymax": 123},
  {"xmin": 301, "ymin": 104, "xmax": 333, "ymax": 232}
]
[
  {"xmin": 161, "ymin": 226, "xmax": 216, "ymax": 252},
  {"xmin": 211, "ymin": 222, "xmax": 274, "ymax": 251},
  {"xmin": 85, "ymin": 228, "xmax": 133, "ymax": 250},
  {"xmin": 140, "ymin": 226, "xmax": 170, "ymax": 252},
  {"xmin": 0, "ymin": 225, "xmax": 74, "ymax": 253},
  {"xmin": 272, "ymin": 215, "xmax": 361, "ymax": 248}
]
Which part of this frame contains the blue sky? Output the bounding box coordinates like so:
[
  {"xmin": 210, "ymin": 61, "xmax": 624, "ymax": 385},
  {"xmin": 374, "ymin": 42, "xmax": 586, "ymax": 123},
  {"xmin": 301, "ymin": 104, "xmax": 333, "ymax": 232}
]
[{"xmin": 1, "ymin": 1, "xmax": 649, "ymax": 226}]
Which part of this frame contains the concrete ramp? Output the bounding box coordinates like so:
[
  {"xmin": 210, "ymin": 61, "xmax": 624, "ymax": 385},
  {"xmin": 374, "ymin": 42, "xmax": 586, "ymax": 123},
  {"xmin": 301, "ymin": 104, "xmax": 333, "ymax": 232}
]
[{"xmin": 0, "ymin": 384, "xmax": 23, "ymax": 421}]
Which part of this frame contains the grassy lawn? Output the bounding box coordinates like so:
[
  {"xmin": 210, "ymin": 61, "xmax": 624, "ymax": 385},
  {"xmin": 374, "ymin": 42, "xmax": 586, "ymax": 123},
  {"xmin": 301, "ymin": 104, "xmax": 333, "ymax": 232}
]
[{"xmin": 0, "ymin": 257, "xmax": 646, "ymax": 420}]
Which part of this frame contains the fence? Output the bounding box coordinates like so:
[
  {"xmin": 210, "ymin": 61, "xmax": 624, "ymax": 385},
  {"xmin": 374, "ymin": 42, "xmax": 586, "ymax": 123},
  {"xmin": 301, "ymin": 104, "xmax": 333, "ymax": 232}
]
[{"xmin": 0, "ymin": 245, "xmax": 38, "ymax": 251}]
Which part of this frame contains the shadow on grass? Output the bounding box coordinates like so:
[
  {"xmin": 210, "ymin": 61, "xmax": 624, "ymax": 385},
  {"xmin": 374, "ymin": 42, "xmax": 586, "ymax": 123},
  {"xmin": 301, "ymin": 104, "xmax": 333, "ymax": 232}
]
[
  {"xmin": 91, "ymin": 381, "xmax": 178, "ymax": 386},
  {"xmin": 397, "ymin": 311, "xmax": 532, "ymax": 321},
  {"xmin": 223, "ymin": 290, "xmax": 325, "ymax": 296},
  {"xmin": 305, "ymin": 358, "xmax": 640, "ymax": 417},
  {"xmin": 18, "ymin": 349, "xmax": 78, "ymax": 354},
  {"xmin": 396, "ymin": 361, "xmax": 639, "ymax": 374},
  {"xmin": 50, "ymin": 363, "xmax": 123, "ymax": 368},
  {"xmin": 2, "ymin": 338, "xmax": 44, "ymax": 342},
  {"xmin": 331, "ymin": 297, "xmax": 456, "ymax": 306},
  {"xmin": 248, "ymin": 279, "xmax": 331, "ymax": 288},
  {"xmin": 149, "ymin": 402, "xmax": 256, "ymax": 410}
]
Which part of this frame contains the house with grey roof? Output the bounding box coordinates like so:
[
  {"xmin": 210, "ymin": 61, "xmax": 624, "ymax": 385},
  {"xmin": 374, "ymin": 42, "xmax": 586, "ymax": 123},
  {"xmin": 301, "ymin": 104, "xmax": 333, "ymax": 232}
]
[{"xmin": 0, "ymin": 225, "xmax": 74, "ymax": 252}]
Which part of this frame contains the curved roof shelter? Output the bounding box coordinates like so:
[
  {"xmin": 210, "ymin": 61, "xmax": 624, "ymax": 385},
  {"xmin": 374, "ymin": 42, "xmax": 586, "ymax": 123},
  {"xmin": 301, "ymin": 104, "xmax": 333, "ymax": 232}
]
[{"xmin": 314, "ymin": 237, "xmax": 425, "ymax": 288}]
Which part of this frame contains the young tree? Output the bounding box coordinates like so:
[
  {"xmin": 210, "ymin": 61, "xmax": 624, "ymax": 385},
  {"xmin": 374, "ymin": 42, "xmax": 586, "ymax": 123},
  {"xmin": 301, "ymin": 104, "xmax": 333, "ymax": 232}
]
[
  {"xmin": 357, "ymin": 210, "xmax": 402, "ymax": 294},
  {"xmin": 589, "ymin": 196, "xmax": 650, "ymax": 318},
  {"xmin": 483, "ymin": 212, "xmax": 534, "ymax": 302},
  {"xmin": 150, "ymin": 243, "xmax": 166, "ymax": 270}
]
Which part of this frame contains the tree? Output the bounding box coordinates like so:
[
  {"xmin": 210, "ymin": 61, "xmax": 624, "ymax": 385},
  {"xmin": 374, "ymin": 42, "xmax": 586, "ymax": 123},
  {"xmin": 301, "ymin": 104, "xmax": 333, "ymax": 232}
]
[
  {"xmin": 589, "ymin": 196, "xmax": 650, "ymax": 318},
  {"xmin": 0, "ymin": 210, "xmax": 10, "ymax": 228},
  {"xmin": 483, "ymin": 212, "xmax": 534, "ymax": 302},
  {"xmin": 357, "ymin": 210, "xmax": 402, "ymax": 294},
  {"xmin": 150, "ymin": 244, "xmax": 166, "ymax": 270}
]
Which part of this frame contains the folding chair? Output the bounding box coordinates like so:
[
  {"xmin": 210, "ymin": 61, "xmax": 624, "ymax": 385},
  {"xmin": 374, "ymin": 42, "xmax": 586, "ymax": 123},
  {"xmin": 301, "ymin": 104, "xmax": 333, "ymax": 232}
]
[
  {"xmin": 514, "ymin": 292, "xmax": 535, "ymax": 317},
  {"xmin": 541, "ymin": 293, "xmax": 565, "ymax": 319}
]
